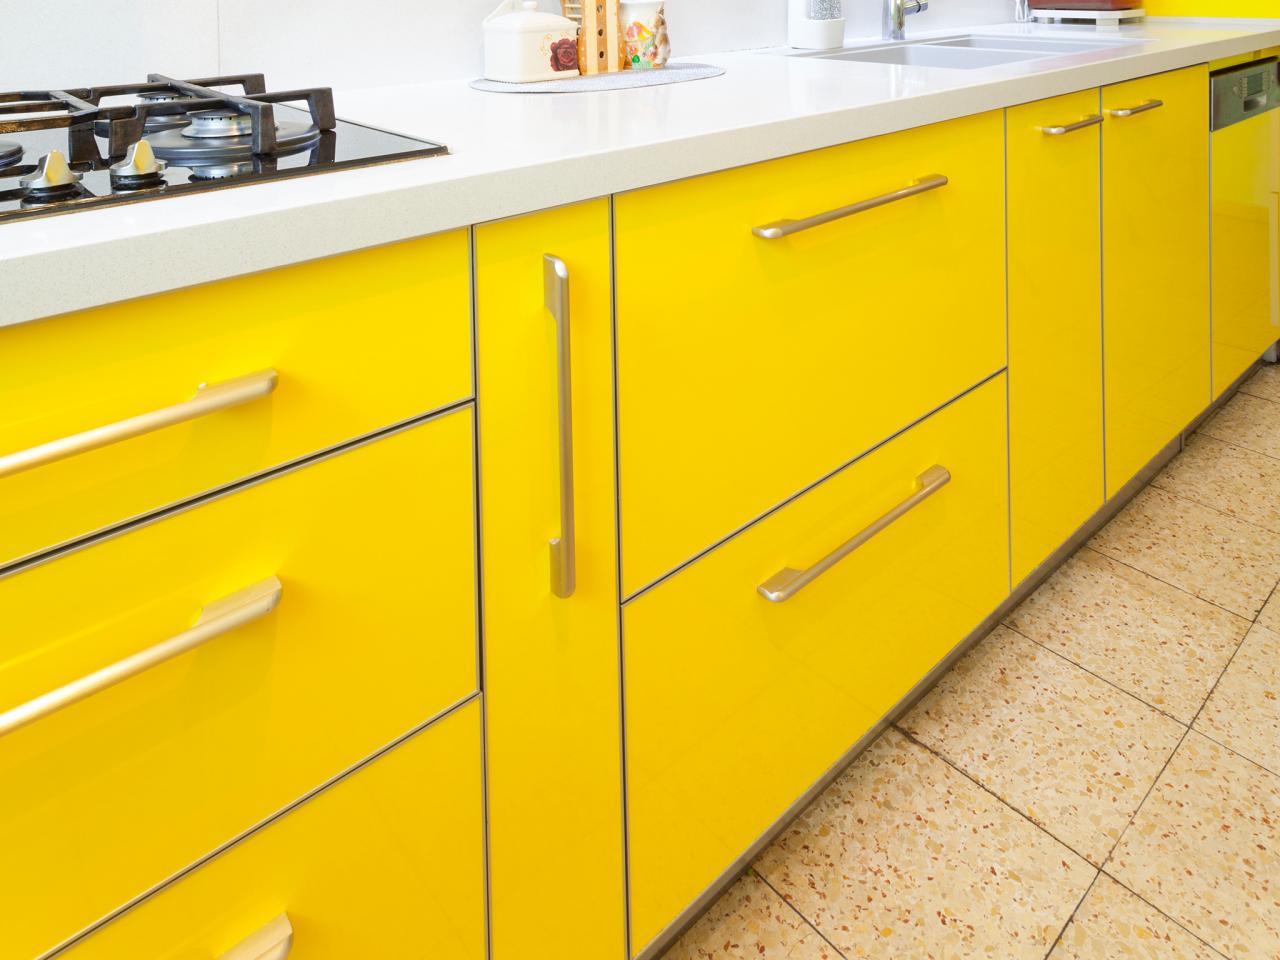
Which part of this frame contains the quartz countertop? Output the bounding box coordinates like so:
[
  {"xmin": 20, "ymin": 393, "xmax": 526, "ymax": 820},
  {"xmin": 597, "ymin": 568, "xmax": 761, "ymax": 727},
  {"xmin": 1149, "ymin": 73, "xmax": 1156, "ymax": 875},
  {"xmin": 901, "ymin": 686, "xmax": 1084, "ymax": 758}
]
[{"xmin": 4, "ymin": 16, "xmax": 1280, "ymax": 327}]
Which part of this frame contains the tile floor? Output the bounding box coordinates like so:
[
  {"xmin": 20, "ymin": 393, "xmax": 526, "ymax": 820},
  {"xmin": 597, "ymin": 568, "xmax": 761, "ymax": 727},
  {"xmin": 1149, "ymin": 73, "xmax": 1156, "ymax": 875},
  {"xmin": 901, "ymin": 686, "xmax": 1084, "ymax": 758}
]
[{"xmin": 662, "ymin": 365, "xmax": 1280, "ymax": 960}]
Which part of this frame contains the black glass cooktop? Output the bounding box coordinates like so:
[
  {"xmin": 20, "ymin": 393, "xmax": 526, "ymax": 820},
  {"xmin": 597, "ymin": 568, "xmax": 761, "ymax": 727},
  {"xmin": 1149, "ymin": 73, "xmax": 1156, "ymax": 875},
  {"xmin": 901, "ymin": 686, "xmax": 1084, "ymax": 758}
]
[{"xmin": 0, "ymin": 73, "xmax": 448, "ymax": 225}]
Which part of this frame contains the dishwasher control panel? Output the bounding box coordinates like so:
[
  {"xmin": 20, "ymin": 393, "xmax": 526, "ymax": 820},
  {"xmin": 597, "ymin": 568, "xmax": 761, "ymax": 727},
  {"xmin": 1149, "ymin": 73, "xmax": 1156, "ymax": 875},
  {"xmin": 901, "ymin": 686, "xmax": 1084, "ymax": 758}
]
[{"xmin": 1211, "ymin": 57, "xmax": 1279, "ymax": 132}]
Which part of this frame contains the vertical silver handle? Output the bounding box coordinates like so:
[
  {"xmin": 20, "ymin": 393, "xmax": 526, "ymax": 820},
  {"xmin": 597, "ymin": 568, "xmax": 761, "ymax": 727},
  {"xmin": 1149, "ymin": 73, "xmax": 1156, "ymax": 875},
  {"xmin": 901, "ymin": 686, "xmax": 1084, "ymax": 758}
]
[
  {"xmin": 544, "ymin": 254, "xmax": 576, "ymax": 599},
  {"xmin": 757, "ymin": 465, "xmax": 950, "ymax": 602},
  {"xmin": 1107, "ymin": 99, "xmax": 1164, "ymax": 118},
  {"xmin": 220, "ymin": 913, "xmax": 294, "ymax": 960}
]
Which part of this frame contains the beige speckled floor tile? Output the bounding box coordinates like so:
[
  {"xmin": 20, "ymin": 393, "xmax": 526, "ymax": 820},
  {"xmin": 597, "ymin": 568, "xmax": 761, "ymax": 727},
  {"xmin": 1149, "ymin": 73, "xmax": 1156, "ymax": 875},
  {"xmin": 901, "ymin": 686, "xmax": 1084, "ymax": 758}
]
[
  {"xmin": 901, "ymin": 627, "xmax": 1185, "ymax": 865},
  {"xmin": 1006, "ymin": 550, "xmax": 1247, "ymax": 723},
  {"xmin": 1257, "ymin": 588, "xmax": 1280, "ymax": 636},
  {"xmin": 661, "ymin": 871, "xmax": 842, "ymax": 960},
  {"xmin": 1199, "ymin": 392, "xmax": 1280, "ymax": 461},
  {"xmin": 1089, "ymin": 485, "xmax": 1280, "ymax": 619},
  {"xmin": 1106, "ymin": 732, "xmax": 1280, "ymax": 959},
  {"xmin": 1153, "ymin": 433, "xmax": 1280, "ymax": 534},
  {"xmin": 754, "ymin": 728, "xmax": 1096, "ymax": 960},
  {"xmin": 1238, "ymin": 364, "xmax": 1280, "ymax": 406},
  {"xmin": 1194, "ymin": 624, "xmax": 1280, "ymax": 776},
  {"xmin": 1049, "ymin": 874, "xmax": 1222, "ymax": 960}
]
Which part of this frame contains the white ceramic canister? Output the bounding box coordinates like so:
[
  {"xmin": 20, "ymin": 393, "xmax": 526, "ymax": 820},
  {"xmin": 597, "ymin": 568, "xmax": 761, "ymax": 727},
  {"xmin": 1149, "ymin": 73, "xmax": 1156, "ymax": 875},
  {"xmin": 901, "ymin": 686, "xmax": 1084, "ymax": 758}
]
[
  {"xmin": 483, "ymin": 0, "xmax": 581, "ymax": 83},
  {"xmin": 619, "ymin": 1, "xmax": 670, "ymax": 70}
]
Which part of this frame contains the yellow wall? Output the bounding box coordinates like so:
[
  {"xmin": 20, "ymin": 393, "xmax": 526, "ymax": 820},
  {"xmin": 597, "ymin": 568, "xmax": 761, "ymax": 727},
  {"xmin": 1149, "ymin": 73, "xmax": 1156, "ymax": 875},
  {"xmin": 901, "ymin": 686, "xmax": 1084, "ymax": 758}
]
[{"xmin": 1146, "ymin": 1, "xmax": 1280, "ymax": 16}]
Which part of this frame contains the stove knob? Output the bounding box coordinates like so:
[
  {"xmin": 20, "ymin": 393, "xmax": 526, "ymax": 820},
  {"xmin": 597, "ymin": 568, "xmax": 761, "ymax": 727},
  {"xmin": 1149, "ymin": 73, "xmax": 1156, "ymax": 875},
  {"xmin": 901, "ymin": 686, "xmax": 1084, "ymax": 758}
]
[
  {"xmin": 19, "ymin": 150, "xmax": 82, "ymax": 191},
  {"xmin": 110, "ymin": 140, "xmax": 168, "ymax": 189}
]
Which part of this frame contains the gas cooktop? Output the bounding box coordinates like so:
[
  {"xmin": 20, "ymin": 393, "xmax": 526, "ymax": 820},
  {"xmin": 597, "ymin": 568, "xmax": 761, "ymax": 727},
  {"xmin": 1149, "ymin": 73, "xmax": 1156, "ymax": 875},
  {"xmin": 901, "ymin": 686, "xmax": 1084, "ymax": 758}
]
[{"xmin": 0, "ymin": 73, "xmax": 448, "ymax": 225}]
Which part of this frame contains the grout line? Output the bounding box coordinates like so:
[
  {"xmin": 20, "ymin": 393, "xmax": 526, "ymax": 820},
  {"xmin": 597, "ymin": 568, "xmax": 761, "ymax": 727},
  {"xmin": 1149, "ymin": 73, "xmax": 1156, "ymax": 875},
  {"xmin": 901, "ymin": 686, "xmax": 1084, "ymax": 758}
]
[
  {"xmin": 1147, "ymin": 469, "xmax": 1280, "ymax": 539},
  {"xmin": 751, "ymin": 869, "xmax": 851, "ymax": 960},
  {"xmin": 892, "ymin": 726, "xmax": 1101, "ymax": 869},
  {"xmin": 1083, "ymin": 544, "xmax": 1258, "ymax": 622},
  {"xmin": 1096, "ymin": 868, "xmax": 1234, "ymax": 960},
  {"xmin": 1001, "ymin": 622, "xmax": 1194, "ymax": 729},
  {"xmin": 1041, "ymin": 870, "xmax": 1100, "ymax": 960}
]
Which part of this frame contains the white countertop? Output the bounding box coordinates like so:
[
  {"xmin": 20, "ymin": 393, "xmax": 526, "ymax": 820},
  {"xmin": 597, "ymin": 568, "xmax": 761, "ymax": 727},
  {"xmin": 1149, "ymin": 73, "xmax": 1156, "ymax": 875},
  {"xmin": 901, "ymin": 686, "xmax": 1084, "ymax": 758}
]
[{"xmin": 4, "ymin": 16, "xmax": 1279, "ymax": 327}]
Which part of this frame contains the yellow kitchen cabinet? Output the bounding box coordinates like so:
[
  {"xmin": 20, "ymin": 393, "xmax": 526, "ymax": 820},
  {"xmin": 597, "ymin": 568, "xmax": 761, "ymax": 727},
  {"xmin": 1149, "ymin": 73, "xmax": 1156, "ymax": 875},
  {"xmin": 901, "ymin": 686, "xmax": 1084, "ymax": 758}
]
[
  {"xmin": 1103, "ymin": 65, "xmax": 1210, "ymax": 497},
  {"xmin": 1212, "ymin": 60, "xmax": 1280, "ymax": 397},
  {"xmin": 615, "ymin": 111, "xmax": 1007, "ymax": 597},
  {"xmin": 0, "ymin": 229, "xmax": 471, "ymax": 570},
  {"xmin": 476, "ymin": 201, "xmax": 627, "ymax": 960},
  {"xmin": 1007, "ymin": 90, "xmax": 1105, "ymax": 584},
  {"xmin": 625, "ymin": 376, "xmax": 1009, "ymax": 957},
  {"xmin": 0, "ymin": 408, "xmax": 477, "ymax": 960},
  {"xmin": 62, "ymin": 699, "xmax": 485, "ymax": 960},
  {"xmin": 1146, "ymin": 0, "xmax": 1280, "ymax": 14}
]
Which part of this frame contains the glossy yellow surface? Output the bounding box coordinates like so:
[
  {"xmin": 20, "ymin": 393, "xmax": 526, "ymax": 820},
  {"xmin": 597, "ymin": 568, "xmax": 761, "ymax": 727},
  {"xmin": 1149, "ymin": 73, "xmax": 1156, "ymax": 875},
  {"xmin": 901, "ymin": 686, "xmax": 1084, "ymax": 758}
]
[
  {"xmin": 625, "ymin": 376, "xmax": 1010, "ymax": 957},
  {"xmin": 1212, "ymin": 84, "xmax": 1280, "ymax": 397},
  {"xmin": 1007, "ymin": 90, "xmax": 1105, "ymax": 585},
  {"xmin": 0, "ymin": 230, "xmax": 471, "ymax": 570},
  {"xmin": 1146, "ymin": 0, "xmax": 1280, "ymax": 14},
  {"xmin": 615, "ymin": 112, "xmax": 1007, "ymax": 596},
  {"xmin": 64, "ymin": 700, "xmax": 486, "ymax": 960},
  {"xmin": 1102, "ymin": 66, "xmax": 1210, "ymax": 498},
  {"xmin": 0, "ymin": 408, "xmax": 477, "ymax": 959},
  {"xmin": 475, "ymin": 202, "xmax": 627, "ymax": 960}
]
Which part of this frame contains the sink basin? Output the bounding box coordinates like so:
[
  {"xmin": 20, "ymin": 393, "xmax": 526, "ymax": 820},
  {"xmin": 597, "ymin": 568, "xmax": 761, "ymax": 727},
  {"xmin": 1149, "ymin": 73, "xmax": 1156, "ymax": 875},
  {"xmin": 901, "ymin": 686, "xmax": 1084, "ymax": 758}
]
[
  {"xmin": 801, "ymin": 32, "xmax": 1142, "ymax": 70},
  {"xmin": 820, "ymin": 45, "xmax": 1046, "ymax": 69}
]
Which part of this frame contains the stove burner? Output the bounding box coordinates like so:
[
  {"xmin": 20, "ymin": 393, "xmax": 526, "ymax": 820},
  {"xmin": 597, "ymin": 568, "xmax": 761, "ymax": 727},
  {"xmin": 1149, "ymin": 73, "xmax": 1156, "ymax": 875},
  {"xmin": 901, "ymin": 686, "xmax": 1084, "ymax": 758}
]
[
  {"xmin": 147, "ymin": 117, "xmax": 321, "ymax": 161},
  {"xmin": 0, "ymin": 139, "xmax": 21, "ymax": 168},
  {"xmin": 184, "ymin": 108, "xmax": 254, "ymax": 139}
]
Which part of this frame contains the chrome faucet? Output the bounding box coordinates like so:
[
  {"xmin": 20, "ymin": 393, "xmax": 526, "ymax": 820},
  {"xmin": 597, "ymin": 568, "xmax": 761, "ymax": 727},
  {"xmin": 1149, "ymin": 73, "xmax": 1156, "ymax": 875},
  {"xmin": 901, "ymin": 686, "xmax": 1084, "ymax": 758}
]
[{"xmin": 883, "ymin": 0, "xmax": 929, "ymax": 40}]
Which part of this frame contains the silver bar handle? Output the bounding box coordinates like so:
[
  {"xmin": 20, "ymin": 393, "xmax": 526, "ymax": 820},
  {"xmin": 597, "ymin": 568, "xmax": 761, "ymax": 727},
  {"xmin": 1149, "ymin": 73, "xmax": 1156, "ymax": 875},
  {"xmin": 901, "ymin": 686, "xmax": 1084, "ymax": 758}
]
[
  {"xmin": 0, "ymin": 577, "xmax": 283, "ymax": 738},
  {"xmin": 0, "ymin": 369, "xmax": 279, "ymax": 480},
  {"xmin": 752, "ymin": 174, "xmax": 949, "ymax": 240},
  {"xmin": 758, "ymin": 465, "xmax": 950, "ymax": 603},
  {"xmin": 544, "ymin": 254, "xmax": 576, "ymax": 599},
  {"xmin": 1041, "ymin": 114, "xmax": 1104, "ymax": 136},
  {"xmin": 1108, "ymin": 99, "xmax": 1164, "ymax": 118},
  {"xmin": 220, "ymin": 913, "xmax": 294, "ymax": 960}
]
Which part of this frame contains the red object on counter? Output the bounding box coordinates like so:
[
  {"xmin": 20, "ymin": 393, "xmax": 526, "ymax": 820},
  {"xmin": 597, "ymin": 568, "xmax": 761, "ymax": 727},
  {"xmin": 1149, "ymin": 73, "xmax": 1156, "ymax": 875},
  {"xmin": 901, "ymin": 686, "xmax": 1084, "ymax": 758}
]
[{"xmin": 1028, "ymin": 0, "xmax": 1141, "ymax": 8}]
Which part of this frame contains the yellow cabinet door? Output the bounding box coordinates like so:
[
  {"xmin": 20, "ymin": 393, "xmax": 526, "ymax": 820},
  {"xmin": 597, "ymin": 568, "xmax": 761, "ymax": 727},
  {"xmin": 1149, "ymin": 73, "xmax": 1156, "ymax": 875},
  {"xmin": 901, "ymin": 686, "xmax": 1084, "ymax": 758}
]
[
  {"xmin": 1008, "ymin": 90, "xmax": 1105, "ymax": 585},
  {"xmin": 625, "ymin": 376, "xmax": 1010, "ymax": 957},
  {"xmin": 0, "ymin": 408, "xmax": 477, "ymax": 960},
  {"xmin": 1212, "ymin": 69, "xmax": 1280, "ymax": 397},
  {"xmin": 1103, "ymin": 65, "xmax": 1211, "ymax": 497},
  {"xmin": 0, "ymin": 230, "xmax": 471, "ymax": 571},
  {"xmin": 615, "ymin": 112, "xmax": 1007, "ymax": 597},
  {"xmin": 475, "ymin": 201, "xmax": 627, "ymax": 960},
  {"xmin": 62, "ymin": 700, "xmax": 486, "ymax": 960}
]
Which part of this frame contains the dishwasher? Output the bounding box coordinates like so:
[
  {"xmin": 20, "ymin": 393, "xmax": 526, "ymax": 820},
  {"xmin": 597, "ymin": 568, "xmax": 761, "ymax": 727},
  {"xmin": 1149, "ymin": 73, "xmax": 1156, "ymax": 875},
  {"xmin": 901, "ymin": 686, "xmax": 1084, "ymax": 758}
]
[{"xmin": 1211, "ymin": 56, "xmax": 1280, "ymax": 399}]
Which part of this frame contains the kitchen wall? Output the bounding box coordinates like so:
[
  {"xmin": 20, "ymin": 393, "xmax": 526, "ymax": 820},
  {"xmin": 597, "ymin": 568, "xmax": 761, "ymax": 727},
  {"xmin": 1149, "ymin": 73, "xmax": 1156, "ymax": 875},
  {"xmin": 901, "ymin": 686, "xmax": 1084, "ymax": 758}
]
[{"xmin": 0, "ymin": 0, "xmax": 1014, "ymax": 92}]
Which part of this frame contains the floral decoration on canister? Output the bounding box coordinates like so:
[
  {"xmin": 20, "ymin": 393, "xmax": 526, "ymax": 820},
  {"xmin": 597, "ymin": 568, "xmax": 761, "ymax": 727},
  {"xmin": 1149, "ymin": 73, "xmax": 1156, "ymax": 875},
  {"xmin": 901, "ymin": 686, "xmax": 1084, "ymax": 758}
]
[{"xmin": 620, "ymin": 1, "xmax": 670, "ymax": 70}]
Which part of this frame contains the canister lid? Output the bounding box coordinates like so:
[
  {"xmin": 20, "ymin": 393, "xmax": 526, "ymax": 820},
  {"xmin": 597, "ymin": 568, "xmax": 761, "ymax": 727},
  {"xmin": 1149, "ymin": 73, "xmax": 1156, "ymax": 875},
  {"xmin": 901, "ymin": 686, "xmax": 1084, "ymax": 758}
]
[{"xmin": 484, "ymin": 0, "xmax": 577, "ymax": 34}]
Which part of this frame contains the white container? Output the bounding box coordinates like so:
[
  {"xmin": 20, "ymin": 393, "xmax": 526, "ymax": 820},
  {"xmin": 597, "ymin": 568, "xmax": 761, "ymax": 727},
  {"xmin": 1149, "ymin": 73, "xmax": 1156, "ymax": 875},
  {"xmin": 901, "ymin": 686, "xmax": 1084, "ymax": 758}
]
[
  {"xmin": 483, "ymin": 0, "xmax": 580, "ymax": 84},
  {"xmin": 788, "ymin": 0, "xmax": 844, "ymax": 50}
]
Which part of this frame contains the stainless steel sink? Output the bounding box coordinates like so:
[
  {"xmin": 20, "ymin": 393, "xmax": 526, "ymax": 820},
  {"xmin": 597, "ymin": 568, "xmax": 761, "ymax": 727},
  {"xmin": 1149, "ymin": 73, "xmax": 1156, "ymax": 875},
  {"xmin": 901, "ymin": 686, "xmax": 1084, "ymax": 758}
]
[{"xmin": 799, "ymin": 32, "xmax": 1141, "ymax": 70}]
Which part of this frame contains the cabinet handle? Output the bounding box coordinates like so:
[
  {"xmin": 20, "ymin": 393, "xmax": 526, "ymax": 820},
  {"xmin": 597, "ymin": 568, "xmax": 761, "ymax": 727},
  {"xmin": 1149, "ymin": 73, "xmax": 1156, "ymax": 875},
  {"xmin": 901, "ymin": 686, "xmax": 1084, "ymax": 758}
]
[
  {"xmin": 752, "ymin": 174, "xmax": 949, "ymax": 240},
  {"xmin": 0, "ymin": 577, "xmax": 282, "ymax": 737},
  {"xmin": 757, "ymin": 465, "xmax": 950, "ymax": 603},
  {"xmin": 220, "ymin": 913, "xmax": 294, "ymax": 960},
  {"xmin": 1107, "ymin": 99, "xmax": 1164, "ymax": 118},
  {"xmin": 0, "ymin": 369, "xmax": 279, "ymax": 480},
  {"xmin": 544, "ymin": 254, "xmax": 576, "ymax": 599},
  {"xmin": 1041, "ymin": 114, "xmax": 1103, "ymax": 135}
]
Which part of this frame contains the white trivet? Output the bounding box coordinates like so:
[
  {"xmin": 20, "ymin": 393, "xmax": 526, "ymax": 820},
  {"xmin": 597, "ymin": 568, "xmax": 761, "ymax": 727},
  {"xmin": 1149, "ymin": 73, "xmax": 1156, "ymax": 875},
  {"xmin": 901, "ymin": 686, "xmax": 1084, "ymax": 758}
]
[{"xmin": 470, "ymin": 62, "xmax": 725, "ymax": 94}]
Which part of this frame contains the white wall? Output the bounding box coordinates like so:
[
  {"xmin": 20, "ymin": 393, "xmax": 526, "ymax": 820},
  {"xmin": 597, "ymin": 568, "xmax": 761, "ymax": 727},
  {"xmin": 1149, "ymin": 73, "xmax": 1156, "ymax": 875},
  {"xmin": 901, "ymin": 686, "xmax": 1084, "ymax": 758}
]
[{"xmin": 0, "ymin": 0, "xmax": 1014, "ymax": 92}]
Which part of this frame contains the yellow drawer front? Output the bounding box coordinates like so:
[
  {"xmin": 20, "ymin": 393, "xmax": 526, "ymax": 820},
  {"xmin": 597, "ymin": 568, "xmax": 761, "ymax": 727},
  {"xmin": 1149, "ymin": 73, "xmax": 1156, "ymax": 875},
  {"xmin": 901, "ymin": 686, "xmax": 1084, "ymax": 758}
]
[
  {"xmin": 615, "ymin": 111, "xmax": 1006, "ymax": 596},
  {"xmin": 0, "ymin": 230, "xmax": 471, "ymax": 570},
  {"xmin": 0, "ymin": 408, "xmax": 477, "ymax": 960},
  {"xmin": 63, "ymin": 700, "xmax": 486, "ymax": 960},
  {"xmin": 1212, "ymin": 96, "xmax": 1280, "ymax": 397},
  {"xmin": 476, "ymin": 200, "xmax": 627, "ymax": 960},
  {"xmin": 624, "ymin": 375, "xmax": 1010, "ymax": 956},
  {"xmin": 1103, "ymin": 66, "xmax": 1210, "ymax": 497},
  {"xmin": 1008, "ymin": 90, "xmax": 1105, "ymax": 584}
]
